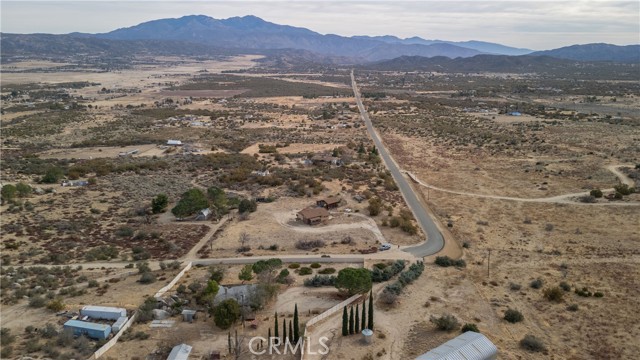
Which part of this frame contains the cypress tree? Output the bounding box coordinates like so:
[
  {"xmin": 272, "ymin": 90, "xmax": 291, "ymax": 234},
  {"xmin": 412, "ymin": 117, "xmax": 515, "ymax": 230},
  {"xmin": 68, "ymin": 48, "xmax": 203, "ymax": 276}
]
[
  {"xmin": 268, "ymin": 327, "xmax": 271, "ymax": 346},
  {"xmin": 282, "ymin": 315, "xmax": 287, "ymax": 342},
  {"xmin": 349, "ymin": 306, "xmax": 355, "ymax": 335},
  {"xmin": 293, "ymin": 304, "xmax": 300, "ymax": 343},
  {"xmin": 274, "ymin": 312, "xmax": 279, "ymax": 339},
  {"xmin": 368, "ymin": 291, "xmax": 374, "ymax": 330},
  {"xmin": 355, "ymin": 304, "xmax": 360, "ymax": 333},
  {"xmin": 361, "ymin": 300, "xmax": 367, "ymax": 331},
  {"xmin": 288, "ymin": 320, "xmax": 293, "ymax": 344},
  {"xmin": 342, "ymin": 306, "xmax": 348, "ymax": 336}
]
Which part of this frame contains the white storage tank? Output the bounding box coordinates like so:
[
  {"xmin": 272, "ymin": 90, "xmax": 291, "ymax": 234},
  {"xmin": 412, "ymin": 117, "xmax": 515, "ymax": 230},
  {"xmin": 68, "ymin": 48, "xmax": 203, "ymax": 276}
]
[
  {"xmin": 81, "ymin": 306, "xmax": 127, "ymax": 321},
  {"xmin": 362, "ymin": 329, "xmax": 373, "ymax": 344}
]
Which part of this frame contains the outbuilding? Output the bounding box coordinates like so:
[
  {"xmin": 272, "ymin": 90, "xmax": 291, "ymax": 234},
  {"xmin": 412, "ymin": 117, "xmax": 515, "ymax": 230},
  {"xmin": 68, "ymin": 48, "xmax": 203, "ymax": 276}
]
[
  {"xmin": 415, "ymin": 331, "xmax": 497, "ymax": 360},
  {"xmin": 81, "ymin": 305, "xmax": 127, "ymax": 321},
  {"xmin": 167, "ymin": 140, "xmax": 183, "ymax": 146},
  {"xmin": 195, "ymin": 208, "xmax": 211, "ymax": 221},
  {"xmin": 63, "ymin": 320, "xmax": 111, "ymax": 340},
  {"xmin": 167, "ymin": 343, "xmax": 192, "ymax": 360},
  {"xmin": 317, "ymin": 196, "xmax": 341, "ymax": 210}
]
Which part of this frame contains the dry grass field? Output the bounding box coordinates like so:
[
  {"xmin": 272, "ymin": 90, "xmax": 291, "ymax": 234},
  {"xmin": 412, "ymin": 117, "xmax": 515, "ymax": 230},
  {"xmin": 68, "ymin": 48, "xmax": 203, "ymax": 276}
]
[{"xmin": 2, "ymin": 51, "xmax": 638, "ymax": 360}]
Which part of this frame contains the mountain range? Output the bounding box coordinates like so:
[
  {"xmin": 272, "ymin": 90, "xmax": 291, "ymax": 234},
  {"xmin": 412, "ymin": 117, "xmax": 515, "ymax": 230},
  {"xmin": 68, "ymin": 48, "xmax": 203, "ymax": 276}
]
[{"xmin": 2, "ymin": 15, "xmax": 638, "ymax": 64}]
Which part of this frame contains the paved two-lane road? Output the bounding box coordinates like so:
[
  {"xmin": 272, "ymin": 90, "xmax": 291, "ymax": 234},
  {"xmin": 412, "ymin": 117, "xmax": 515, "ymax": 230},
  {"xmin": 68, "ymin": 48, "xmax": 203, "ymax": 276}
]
[{"xmin": 351, "ymin": 71, "xmax": 445, "ymax": 257}]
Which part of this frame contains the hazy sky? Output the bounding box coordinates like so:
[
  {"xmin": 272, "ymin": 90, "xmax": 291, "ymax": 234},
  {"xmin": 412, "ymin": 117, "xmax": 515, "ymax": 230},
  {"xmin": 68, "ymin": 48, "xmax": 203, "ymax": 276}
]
[{"xmin": 1, "ymin": 1, "xmax": 638, "ymax": 50}]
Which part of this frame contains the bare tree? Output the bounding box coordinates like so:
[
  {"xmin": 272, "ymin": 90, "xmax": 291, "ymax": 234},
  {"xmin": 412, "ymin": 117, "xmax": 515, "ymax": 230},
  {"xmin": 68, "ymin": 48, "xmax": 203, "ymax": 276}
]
[
  {"xmin": 239, "ymin": 232, "xmax": 250, "ymax": 247},
  {"xmin": 228, "ymin": 330, "xmax": 249, "ymax": 360}
]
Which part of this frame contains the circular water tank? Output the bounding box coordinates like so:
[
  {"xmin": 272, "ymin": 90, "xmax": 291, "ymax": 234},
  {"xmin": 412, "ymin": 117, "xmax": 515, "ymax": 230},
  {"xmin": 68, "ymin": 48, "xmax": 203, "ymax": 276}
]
[{"xmin": 362, "ymin": 328, "xmax": 373, "ymax": 344}]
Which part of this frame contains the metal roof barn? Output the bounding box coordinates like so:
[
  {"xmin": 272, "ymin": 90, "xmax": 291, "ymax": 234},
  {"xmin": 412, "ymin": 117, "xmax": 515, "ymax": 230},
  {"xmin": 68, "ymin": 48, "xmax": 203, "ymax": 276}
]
[
  {"xmin": 81, "ymin": 305, "xmax": 127, "ymax": 320},
  {"xmin": 415, "ymin": 331, "xmax": 498, "ymax": 360},
  {"xmin": 64, "ymin": 320, "xmax": 111, "ymax": 340},
  {"xmin": 167, "ymin": 343, "xmax": 192, "ymax": 360}
]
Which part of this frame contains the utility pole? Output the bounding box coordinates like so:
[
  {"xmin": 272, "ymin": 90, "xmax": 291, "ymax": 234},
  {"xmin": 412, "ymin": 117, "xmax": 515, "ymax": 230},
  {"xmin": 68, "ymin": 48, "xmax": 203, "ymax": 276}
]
[{"xmin": 487, "ymin": 249, "xmax": 491, "ymax": 278}]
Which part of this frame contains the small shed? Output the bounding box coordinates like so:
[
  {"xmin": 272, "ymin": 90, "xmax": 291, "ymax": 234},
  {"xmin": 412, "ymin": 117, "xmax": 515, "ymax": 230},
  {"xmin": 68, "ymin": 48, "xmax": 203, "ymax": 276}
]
[
  {"xmin": 63, "ymin": 320, "xmax": 111, "ymax": 340},
  {"xmin": 167, "ymin": 343, "xmax": 192, "ymax": 360},
  {"xmin": 182, "ymin": 309, "xmax": 197, "ymax": 323},
  {"xmin": 81, "ymin": 306, "xmax": 127, "ymax": 320},
  {"xmin": 317, "ymin": 196, "xmax": 341, "ymax": 210},
  {"xmin": 414, "ymin": 331, "xmax": 498, "ymax": 360},
  {"xmin": 297, "ymin": 207, "xmax": 330, "ymax": 225},
  {"xmin": 167, "ymin": 140, "xmax": 183, "ymax": 146},
  {"xmin": 195, "ymin": 208, "xmax": 211, "ymax": 221}
]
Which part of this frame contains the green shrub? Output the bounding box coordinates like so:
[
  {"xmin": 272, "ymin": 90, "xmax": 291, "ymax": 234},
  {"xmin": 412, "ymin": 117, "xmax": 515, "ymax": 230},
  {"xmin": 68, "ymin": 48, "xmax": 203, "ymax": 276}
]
[
  {"xmin": 543, "ymin": 287, "xmax": 564, "ymax": 302},
  {"xmin": 212, "ymin": 299, "xmax": 241, "ymax": 329},
  {"xmin": 298, "ymin": 267, "xmax": 313, "ymax": 276},
  {"xmin": 310, "ymin": 262, "xmax": 322, "ymax": 269},
  {"xmin": 319, "ymin": 267, "xmax": 336, "ymax": 274},
  {"xmin": 434, "ymin": 256, "xmax": 466, "ymax": 268},
  {"xmin": 252, "ymin": 258, "xmax": 283, "ymax": 274},
  {"xmin": 303, "ymin": 275, "xmax": 336, "ymax": 287},
  {"xmin": 614, "ymin": 184, "xmax": 634, "ymax": 196},
  {"xmin": 371, "ymin": 260, "xmax": 405, "ymax": 282},
  {"xmin": 29, "ymin": 296, "xmax": 46, "ymax": 308},
  {"xmin": 288, "ymin": 263, "xmax": 301, "ymax": 269},
  {"xmin": 46, "ymin": 298, "xmax": 66, "ymax": 312},
  {"xmin": 566, "ymin": 304, "xmax": 579, "ymax": 312},
  {"xmin": 559, "ymin": 281, "xmax": 571, "ymax": 292},
  {"xmin": 504, "ymin": 309, "xmax": 524, "ymax": 323},
  {"xmin": 530, "ymin": 278, "xmax": 544, "ymax": 289},
  {"xmin": 594, "ymin": 291, "xmax": 604, "ymax": 298},
  {"xmin": 590, "ymin": 189, "xmax": 603, "ymax": 198},
  {"xmin": 115, "ymin": 226, "xmax": 134, "ymax": 238},
  {"xmin": 430, "ymin": 314, "xmax": 460, "ymax": 332},
  {"xmin": 509, "ymin": 283, "xmax": 522, "ymax": 291},
  {"xmin": 139, "ymin": 272, "xmax": 156, "ymax": 284},
  {"xmin": 575, "ymin": 287, "xmax": 593, "ymax": 297},
  {"xmin": 461, "ymin": 323, "xmax": 479, "ymax": 333},
  {"xmin": 520, "ymin": 334, "xmax": 546, "ymax": 352}
]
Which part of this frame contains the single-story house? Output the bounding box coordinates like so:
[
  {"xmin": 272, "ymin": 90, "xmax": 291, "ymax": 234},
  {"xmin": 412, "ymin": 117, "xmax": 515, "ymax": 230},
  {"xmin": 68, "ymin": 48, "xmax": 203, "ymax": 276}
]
[
  {"xmin": 415, "ymin": 331, "xmax": 497, "ymax": 360},
  {"xmin": 317, "ymin": 196, "xmax": 341, "ymax": 210},
  {"xmin": 297, "ymin": 207, "xmax": 330, "ymax": 225},
  {"xmin": 167, "ymin": 140, "xmax": 183, "ymax": 146}
]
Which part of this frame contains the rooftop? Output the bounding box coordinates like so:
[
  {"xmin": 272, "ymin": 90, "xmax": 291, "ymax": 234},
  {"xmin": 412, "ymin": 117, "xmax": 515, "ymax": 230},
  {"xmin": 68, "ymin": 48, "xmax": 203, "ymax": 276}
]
[
  {"xmin": 415, "ymin": 331, "xmax": 498, "ymax": 360},
  {"xmin": 64, "ymin": 320, "xmax": 111, "ymax": 331},
  {"xmin": 298, "ymin": 207, "xmax": 330, "ymax": 219}
]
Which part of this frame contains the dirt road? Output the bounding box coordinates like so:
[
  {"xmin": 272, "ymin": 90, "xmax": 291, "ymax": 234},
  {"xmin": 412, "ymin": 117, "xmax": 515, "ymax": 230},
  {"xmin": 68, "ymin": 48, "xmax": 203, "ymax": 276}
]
[{"xmin": 405, "ymin": 166, "xmax": 639, "ymax": 206}]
